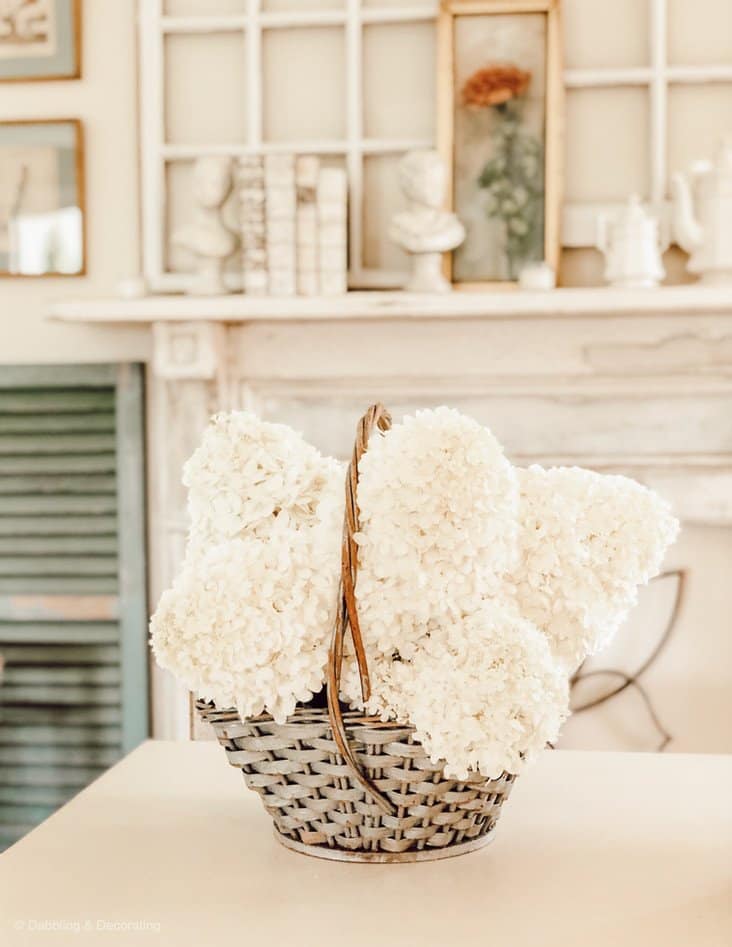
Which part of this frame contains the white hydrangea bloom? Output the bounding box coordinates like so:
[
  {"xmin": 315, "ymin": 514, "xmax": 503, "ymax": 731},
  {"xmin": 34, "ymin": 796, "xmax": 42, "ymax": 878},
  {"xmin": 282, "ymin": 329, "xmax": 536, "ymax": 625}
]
[
  {"xmin": 509, "ymin": 465, "xmax": 680, "ymax": 671},
  {"xmin": 353, "ymin": 407, "xmax": 519, "ymax": 659},
  {"xmin": 151, "ymin": 526, "xmax": 339, "ymax": 724},
  {"xmin": 183, "ymin": 410, "xmax": 343, "ymax": 563},
  {"xmin": 342, "ymin": 602, "xmax": 568, "ymax": 779},
  {"xmin": 151, "ymin": 410, "xmax": 344, "ymax": 722},
  {"xmin": 151, "ymin": 405, "xmax": 679, "ymax": 780}
]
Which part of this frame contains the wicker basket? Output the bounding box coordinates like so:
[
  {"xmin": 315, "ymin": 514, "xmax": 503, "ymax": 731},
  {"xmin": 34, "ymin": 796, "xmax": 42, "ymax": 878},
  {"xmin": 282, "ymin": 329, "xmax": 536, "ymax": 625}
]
[{"xmin": 198, "ymin": 404, "xmax": 517, "ymax": 863}]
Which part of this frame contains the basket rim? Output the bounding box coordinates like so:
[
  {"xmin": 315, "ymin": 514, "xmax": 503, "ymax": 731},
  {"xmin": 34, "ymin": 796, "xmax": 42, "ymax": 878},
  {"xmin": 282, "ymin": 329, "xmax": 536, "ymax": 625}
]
[
  {"xmin": 273, "ymin": 826, "xmax": 498, "ymax": 863},
  {"xmin": 195, "ymin": 699, "xmax": 415, "ymax": 732}
]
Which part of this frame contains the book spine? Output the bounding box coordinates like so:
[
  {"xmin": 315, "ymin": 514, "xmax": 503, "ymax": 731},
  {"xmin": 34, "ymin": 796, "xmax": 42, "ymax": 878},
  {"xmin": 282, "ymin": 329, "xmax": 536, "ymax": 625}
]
[
  {"xmin": 317, "ymin": 167, "xmax": 348, "ymax": 296},
  {"xmin": 295, "ymin": 155, "xmax": 320, "ymax": 297},
  {"xmin": 264, "ymin": 154, "xmax": 296, "ymax": 297},
  {"xmin": 237, "ymin": 155, "xmax": 267, "ymax": 296}
]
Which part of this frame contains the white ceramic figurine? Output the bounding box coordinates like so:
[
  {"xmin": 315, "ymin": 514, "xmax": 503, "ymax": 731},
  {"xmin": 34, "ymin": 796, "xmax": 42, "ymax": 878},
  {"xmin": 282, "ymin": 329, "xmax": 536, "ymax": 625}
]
[
  {"xmin": 173, "ymin": 156, "xmax": 238, "ymax": 295},
  {"xmin": 596, "ymin": 195, "xmax": 667, "ymax": 289},
  {"xmin": 390, "ymin": 150, "xmax": 465, "ymax": 293}
]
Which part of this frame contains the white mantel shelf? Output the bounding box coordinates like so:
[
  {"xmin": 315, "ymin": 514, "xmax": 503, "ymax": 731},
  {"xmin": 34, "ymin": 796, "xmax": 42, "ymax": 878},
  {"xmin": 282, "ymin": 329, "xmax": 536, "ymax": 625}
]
[{"xmin": 49, "ymin": 285, "xmax": 732, "ymax": 323}]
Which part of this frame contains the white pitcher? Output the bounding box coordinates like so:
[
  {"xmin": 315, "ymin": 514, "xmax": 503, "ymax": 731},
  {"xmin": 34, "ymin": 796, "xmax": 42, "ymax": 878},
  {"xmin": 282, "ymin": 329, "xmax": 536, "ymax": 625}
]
[
  {"xmin": 596, "ymin": 195, "xmax": 666, "ymax": 289},
  {"xmin": 672, "ymin": 136, "xmax": 732, "ymax": 285}
]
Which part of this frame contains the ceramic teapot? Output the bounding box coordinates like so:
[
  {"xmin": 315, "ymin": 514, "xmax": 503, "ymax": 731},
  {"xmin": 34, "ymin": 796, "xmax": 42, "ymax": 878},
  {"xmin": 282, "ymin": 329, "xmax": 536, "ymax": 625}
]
[
  {"xmin": 672, "ymin": 137, "xmax": 732, "ymax": 285},
  {"xmin": 596, "ymin": 195, "xmax": 666, "ymax": 288}
]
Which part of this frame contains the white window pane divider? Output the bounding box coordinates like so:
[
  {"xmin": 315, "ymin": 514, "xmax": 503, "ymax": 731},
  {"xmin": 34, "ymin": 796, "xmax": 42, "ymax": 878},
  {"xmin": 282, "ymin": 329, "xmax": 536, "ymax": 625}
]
[{"xmin": 140, "ymin": 0, "xmax": 732, "ymax": 291}]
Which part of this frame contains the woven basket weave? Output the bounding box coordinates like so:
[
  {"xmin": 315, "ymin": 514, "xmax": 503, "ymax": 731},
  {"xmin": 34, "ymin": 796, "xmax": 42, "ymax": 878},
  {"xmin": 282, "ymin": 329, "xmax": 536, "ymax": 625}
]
[{"xmin": 198, "ymin": 404, "xmax": 517, "ymax": 863}]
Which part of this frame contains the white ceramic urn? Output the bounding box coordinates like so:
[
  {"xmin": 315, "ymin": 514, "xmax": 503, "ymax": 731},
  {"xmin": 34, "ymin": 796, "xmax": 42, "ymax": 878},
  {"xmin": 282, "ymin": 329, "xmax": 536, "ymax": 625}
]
[
  {"xmin": 671, "ymin": 137, "xmax": 732, "ymax": 285},
  {"xmin": 596, "ymin": 195, "xmax": 666, "ymax": 288}
]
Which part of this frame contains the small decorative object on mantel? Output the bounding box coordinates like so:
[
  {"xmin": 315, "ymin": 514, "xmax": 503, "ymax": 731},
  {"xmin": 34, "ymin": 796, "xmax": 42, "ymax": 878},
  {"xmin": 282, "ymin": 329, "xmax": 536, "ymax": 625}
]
[
  {"xmin": 151, "ymin": 403, "xmax": 678, "ymax": 863},
  {"xmin": 437, "ymin": 0, "xmax": 562, "ymax": 289},
  {"xmin": 295, "ymin": 154, "xmax": 320, "ymax": 296},
  {"xmin": 672, "ymin": 136, "xmax": 732, "ymax": 286},
  {"xmin": 172, "ymin": 156, "xmax": 238, "ymax": 296},
  {"xmin": 237, "ymin": 154, "xmax": 347, "ymax": 297},
  {"xmin": 596, "ymin": 195, "xmax": 667, "ymax": 289},
  {"xmin": 237, "ymin": 155, "xmax": 267, "ymax": 296},
  {"xmin": 317, "ymin": 166, "xmax": 348, "ymax": 296},
  {"xmin": 389, "ymin": 149, "xmax": 465, "ymax": 293},
  {"xmin": 518, "ymin": 260, "xmax": 555, "ymax": 290},
  {"xmin": 265, "ymin": 154, "xmax": 297, "ymax": 297}
]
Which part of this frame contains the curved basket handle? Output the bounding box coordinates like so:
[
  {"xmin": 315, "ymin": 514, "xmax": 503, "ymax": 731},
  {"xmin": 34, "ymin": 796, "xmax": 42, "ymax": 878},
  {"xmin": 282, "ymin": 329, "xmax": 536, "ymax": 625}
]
[{"xmin": 326, "ymin": 404, "xmax": 396, "ymax": 816}]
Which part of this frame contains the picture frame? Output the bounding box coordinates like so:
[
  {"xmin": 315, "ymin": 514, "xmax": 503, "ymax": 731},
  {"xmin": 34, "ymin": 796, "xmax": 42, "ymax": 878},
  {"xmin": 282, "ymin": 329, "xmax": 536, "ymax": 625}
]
[
  {"xmin": 437, "ymin": 0, "xmax": 562, "ymax": 289},
  {"xmin": 0, "ymin": 0, "xmax": 81, "ymax": 82},
  {"xmin": 0, "ymin": 118, "xmax": 86, "ymax": 277}
]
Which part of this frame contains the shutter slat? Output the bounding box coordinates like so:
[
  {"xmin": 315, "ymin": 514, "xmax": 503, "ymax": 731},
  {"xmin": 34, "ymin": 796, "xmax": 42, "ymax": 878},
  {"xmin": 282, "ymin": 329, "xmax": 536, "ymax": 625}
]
[
  {"xmin": 0, "ymin": 725, "xmax": 121, "ymax": 746},
  {"xmin": 0, "ymin": 745, "xmax": 120, "ymax": 767},
  {"xmin": 0, "ymin": 596, "xmax": 117, "ymax": 621},
  {"xmin": 0, "ymin": 784, "xmax": 77, "ymax": 806},
  {"xmin": 0, "ymin": 474, "xmax": 116, "ymax": 495},
  {"xmin": 0, "ymin": 413, "xmax": 115, "ymax": 434},
  {"xmin": 0, "ymin": 765, "xmax": 107, "ymax": 787},
  {"xmin": 3, "ymin": 667, "xmax": 120, "ymax": 686},
  {"xmin": 0, "ymin": 515, "xmax": 117, "ymax": 536},
  {"xmin": 0, "ymin": 804, "xmax": 58, "ymax": 825},
  {"xmin": 0, "ymin": 644, "xmax": 119, "ymax": 664},
  {"xmin": 0, "ymin": 706, "xmax": 121, "ymax": 726},
  {"xmin": 0, "ymin": 495, "xmax": 116, "ymax": 515},
  {"xmin": 0, "ymin": 622, "xmax": 118, "ymax": 643},
  {"xmin": 0, "ymin": 454, "xmax": 116, "ymax": 475},
  {"xmin": 0, "ymin": 686, "xmax": 120, "ymax": 706},
  {"xmin": 0, "ymin": 577, "xmax": 118, "ymax": 594},
  {"xmin": 0, "ymin": 536, "xmax": 117, "ymax": 555},
  {"xmin": 0, "ymin": 433, "xmax": 116, "ymax": 455},
  {"xmin": 0, "ymin": 556, "xmax": 117, "ymax": 577},
  {"xmin": 0, "ymin": 391, "xmax": 114, "ymax": 413},
  {"xmin": 0, "ymin": 823, "xmax": 34, "ymax": 845}
]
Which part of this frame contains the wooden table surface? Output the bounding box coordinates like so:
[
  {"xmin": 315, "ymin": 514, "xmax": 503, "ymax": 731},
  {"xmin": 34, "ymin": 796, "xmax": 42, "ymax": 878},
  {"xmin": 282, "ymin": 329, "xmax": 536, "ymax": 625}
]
[{"xmin": 1, "ymin": 741, "xmax": 730, "ymax": 946}]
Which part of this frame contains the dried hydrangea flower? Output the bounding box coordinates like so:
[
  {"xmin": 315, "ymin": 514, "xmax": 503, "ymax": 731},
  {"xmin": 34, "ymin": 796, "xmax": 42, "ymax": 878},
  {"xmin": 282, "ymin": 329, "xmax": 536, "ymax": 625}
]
[
  {"xmin": 183, "ymin": 410, "xmax": 343, "ymax": 564},
  {"xmin": 353, "ymin": 406, "xmax": 519, "ymax": 659},
  {"xmin": 343, "ymin": 602, "xmax": 568, "ymax": 780},
  {"xmin": 508, "ymin": 465, "xmax": 680, "ymax": 671},
  {"xmin": 151, "ymin": 528, "xmax": 339, "ymax": 724}
]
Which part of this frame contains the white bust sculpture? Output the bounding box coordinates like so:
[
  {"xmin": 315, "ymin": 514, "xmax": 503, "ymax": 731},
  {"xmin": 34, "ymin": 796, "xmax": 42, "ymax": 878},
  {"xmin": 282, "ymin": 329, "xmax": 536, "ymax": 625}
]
[
  {"xmin": 389, "ymin": 150, "xmax": 465, "ymax": 293},
  {"xmin": 173, "ymin": 156, "xmax": 238, "ymax": 295}
]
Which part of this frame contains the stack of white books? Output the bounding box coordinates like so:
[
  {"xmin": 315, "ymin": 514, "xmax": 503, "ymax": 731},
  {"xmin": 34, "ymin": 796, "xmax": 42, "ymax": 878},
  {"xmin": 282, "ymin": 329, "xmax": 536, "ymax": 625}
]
[{"xmin": 238, "ymin": 153, "xmax": 348, "ymax": 297}]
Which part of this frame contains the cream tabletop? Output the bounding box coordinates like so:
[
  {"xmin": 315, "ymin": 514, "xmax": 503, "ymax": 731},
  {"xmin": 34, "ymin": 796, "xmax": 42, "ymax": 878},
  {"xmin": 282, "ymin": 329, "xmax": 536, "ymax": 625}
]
[{"xmin": 1, "ymin": 741, "xmax": 730, "ymax": 947}]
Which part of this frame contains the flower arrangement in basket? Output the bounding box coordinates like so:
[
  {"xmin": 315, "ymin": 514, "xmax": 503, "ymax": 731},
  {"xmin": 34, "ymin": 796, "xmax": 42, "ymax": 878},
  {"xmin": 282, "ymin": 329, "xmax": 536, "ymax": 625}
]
[{"xmin": 151, "ymin": 404, "xmax": 679, "ymax": 863}]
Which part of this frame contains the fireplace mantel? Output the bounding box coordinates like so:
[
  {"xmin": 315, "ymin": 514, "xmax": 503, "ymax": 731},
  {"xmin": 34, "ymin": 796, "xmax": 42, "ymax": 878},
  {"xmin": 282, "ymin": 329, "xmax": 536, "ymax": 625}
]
[
  {"xmin": 49, "ymin": 287, "xmax": 732, "ymax": 740},
  {"xmin": 49, "ymin": 285, "xmax": 732, "ymax": 323}
]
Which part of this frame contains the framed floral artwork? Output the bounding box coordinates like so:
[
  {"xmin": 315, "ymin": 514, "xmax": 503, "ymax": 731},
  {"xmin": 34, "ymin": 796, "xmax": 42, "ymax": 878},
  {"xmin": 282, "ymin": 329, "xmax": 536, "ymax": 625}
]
[
  {"xmin": 0, "ymin": 119, "xmax": 85, "ymax": 276},
  {"xmin": 0, "ymin": 0, "xmax": 81, "ymax": 81},
  {"xmin": 437, "ymin": 0, "xmax": 562, "ymax": 288}
]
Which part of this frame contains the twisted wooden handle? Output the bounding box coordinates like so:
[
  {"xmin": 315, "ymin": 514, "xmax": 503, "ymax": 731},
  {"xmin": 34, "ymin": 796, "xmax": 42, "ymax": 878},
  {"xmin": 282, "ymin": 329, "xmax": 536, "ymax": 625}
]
[{"xmin": 326, "ymin": 404, "xmax": 396, "ymax": 816}]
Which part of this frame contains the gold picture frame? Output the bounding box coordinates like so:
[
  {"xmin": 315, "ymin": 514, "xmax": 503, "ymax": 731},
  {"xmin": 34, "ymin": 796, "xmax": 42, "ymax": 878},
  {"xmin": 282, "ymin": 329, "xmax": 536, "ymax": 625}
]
[
  {"xmin": 0, "ymin": 0, "xmax": 81, "ymax": 83},
  {"xmin": 438, "ymin": 0, "xmax": 563, "ymax": 289},
  {"xmin": 0, "ymin": 118, "xmax": 86, "ymax": 277}
]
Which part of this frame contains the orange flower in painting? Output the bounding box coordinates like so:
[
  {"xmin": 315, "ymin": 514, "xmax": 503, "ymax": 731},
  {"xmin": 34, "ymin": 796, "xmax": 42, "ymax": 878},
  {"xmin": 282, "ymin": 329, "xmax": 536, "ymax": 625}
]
[{"xmin": 462, "ymin": 63, "xmax": 531, "ymax": 108}]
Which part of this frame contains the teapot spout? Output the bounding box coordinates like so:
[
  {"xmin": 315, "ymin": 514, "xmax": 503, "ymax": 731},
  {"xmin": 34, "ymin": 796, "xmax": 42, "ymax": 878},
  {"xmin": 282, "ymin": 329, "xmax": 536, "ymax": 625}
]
[{"xmin": 671, "ymin": 172, "xmax": 703, "ymax": 253}]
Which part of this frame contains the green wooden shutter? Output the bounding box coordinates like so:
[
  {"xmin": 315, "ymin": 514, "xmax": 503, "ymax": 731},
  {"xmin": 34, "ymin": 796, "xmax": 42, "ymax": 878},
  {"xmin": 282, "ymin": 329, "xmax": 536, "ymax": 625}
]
[{"xmin": 0, "ymin": 364, "xmax": 148, "ymax": 849}]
